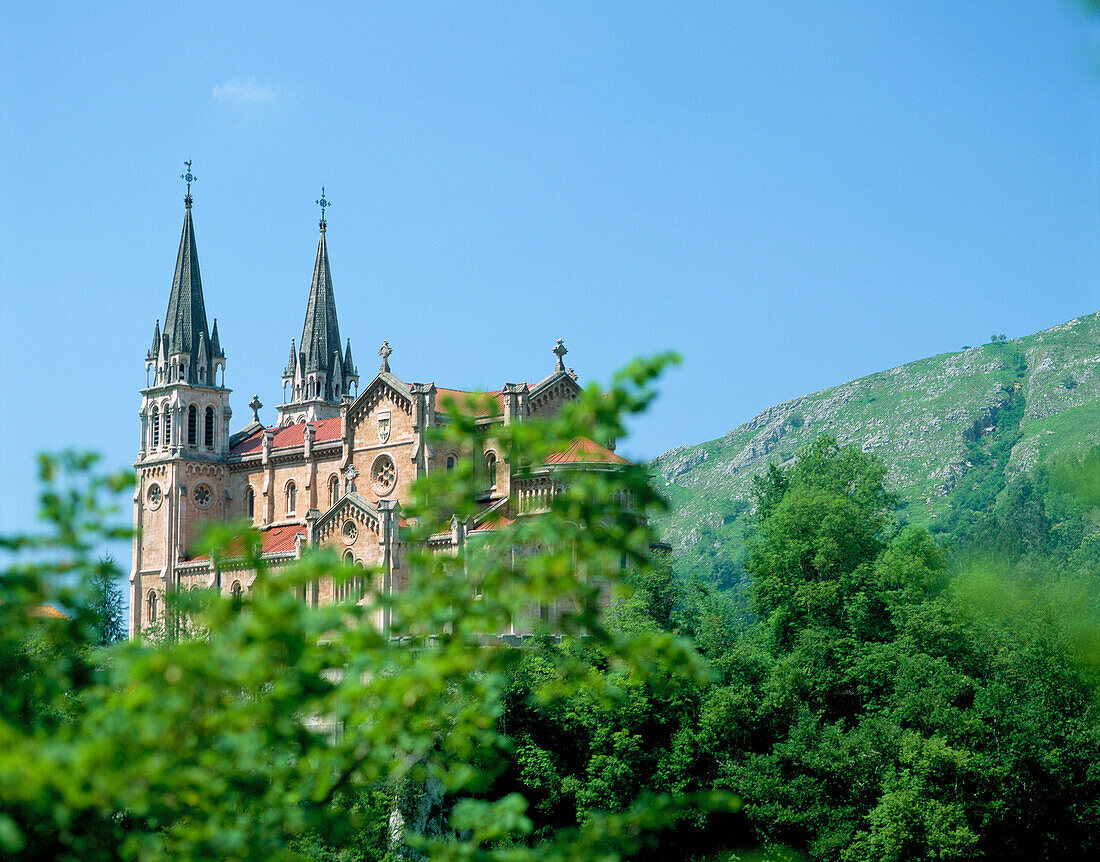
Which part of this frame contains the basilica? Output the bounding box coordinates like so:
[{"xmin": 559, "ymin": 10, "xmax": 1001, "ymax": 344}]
[{"xmin": 129, "ymin": 182, "xmax": 628, "ymax": 638}]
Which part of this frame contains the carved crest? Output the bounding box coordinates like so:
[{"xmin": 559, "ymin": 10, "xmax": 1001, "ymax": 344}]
[{"xmin": 377, "ymin": 410, "xmax": 391, "ymax": 444}]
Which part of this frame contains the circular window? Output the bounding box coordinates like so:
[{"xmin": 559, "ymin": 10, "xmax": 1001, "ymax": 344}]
[
  {"xmin": 342, "ymin": 519, "xmax": 358, "ymax": 545},
  {"xmin": 193, "ymin": 483, "xmax": 212, "ymax": 508},
  {"xmin": 371, "ymin": 454, "xmax": 397, "ymax": 495},
  {"xmin": 147, "ymin": 483, "xmax": 162, "ymax": 509}
]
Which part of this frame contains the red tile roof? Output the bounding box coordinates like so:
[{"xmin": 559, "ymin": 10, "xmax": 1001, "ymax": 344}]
[
  {"xmin": 231, "ymin": 416, "xmax": 342, "ymax": 455},
  {"xmin": 261, "ymin": 524, "xmax": 308, "ymax": 555},
  {"xmin": 471, "ymin": 515, "xmax": 514, "ymax": 532},
  {"xmin": 187, "ymin": 523, "xmax": 307, "ymax": 562},
  {"xmin": 545, "ymin": 437, "xmax": 630, "ymax": 466},
  {"xmin": 28, "ymin": 604, "xmax": 68, "ymax": 619}
]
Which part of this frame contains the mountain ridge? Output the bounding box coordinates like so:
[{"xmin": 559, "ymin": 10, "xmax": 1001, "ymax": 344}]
[{"xmin": 651, "ymin": 311, "xmax": 1100, "ymax": 579}]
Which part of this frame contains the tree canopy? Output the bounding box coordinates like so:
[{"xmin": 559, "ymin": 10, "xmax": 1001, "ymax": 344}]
[{"xmin": 5, "ymin": 402, "xmax": 1100, "ymax": 859}]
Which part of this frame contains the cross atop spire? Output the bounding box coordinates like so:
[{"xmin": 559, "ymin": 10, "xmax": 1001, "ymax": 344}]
[
  {"xmin": 315, "ymin": 186, "xmax": 330, "ymax": 231},
  {"xmin": 379, "ymin": 340, "xmax": 392, "ymax": 373},
  {"xmin": 180, "ymin": 160, "xmax": 197, "ymax": 208},
  {"xmin": 553, "ymin": 338, "xmax": 568, "ymax": 372}
]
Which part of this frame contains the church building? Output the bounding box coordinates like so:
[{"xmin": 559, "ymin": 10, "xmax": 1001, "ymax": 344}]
[{"xmin": 130, "ymin": 178, "xmax": 629, "ymax": 638}]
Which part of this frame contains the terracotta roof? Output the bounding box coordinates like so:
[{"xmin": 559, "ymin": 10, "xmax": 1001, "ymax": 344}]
[
  {"xmin": 262, "ymin": 524, "xmax": 308, "ymax": 555},
  {"xmin": 230, "ymin": 416, "xmax": 342, "ymax": 455},
  {"xmin": 544, "ymin": 437, "xmax": 630, "ymax": 466},
  {"xmin": 435, "ymin": 388, "xmax": 504, "ymax": 417},
  {"xmin": 28, "ymin": 604, "xmax": 68, "ymax": 619},
  {"xmin": 187, "ymin": 523, "xmax": 307, "ymax": 562},
  {"xmin": 470, "ymin": 515, "xmax": 514, "ymax": 532}
]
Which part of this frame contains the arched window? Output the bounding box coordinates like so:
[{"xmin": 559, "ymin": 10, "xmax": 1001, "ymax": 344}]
[
  {"xmin": 446, "ymin": 455, "xmax": 455, "ymax": 470},
  {"xmin": 245, "ymin": 487, "xmax": 255, "ymax": 519},
  {"xmin": 329, "ymin": 475, "xmax": 340, "ymax": 507},
  {"xmin": 147, "ymin": 590, "xmax": 158, "ymax": 623},
  {"xmin": 205, "ymin": 406, "xmax": 215, "ymax": 449},
  {"xmin": 163, "ymin": 406, "xmax": 172, "ymax": 446},
  {"xmin": 187, "ymin": 405, "xmax": 197, "ymax": 446},
  {"xmin": 230, "ymin": 580, "xmax": 243, "ymax": 600},
  {"xmin": 285, "ymin": 481, "xmax": 297, "ymax": 515},
  {"xmin": 338, "ymin": 550, "xmax": 355, "ymax": 601},
  {"xmin": 485, "ymin": 452, "xmax": 497, "ymax": 489},
  {"xmin": 151, "ymin": 406, "xmax": 160, "ymax": 448}
]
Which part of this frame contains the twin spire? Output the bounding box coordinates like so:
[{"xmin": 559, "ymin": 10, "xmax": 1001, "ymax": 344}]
[{"xmin": 148, "ymin": 168, "xmax": 358, "ymax": 418}]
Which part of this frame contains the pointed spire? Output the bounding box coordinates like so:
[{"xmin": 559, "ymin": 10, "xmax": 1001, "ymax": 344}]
[
  {"xmin": 344, "ymin": 338, "xmax": 356, "ymax": 375},
  {"xmin": 210, "ymin": 318, "xmax": 223, "ymax": 358},
  {"xmin": 300, "ymin": 218, "xmax": 342, "ymax": 383},
  {"xmin": 147, "ymin": 319, "xmax": 161, "ymax": 361},
  {"xmin": 162, "ymin": 192, "xmax": 213, "ymax": 385},
  {"xmin": 278, "ymin": 194, "xmax": 357, "ymax": 423},
  {"xmin": 283, "ymin": 339, "xmax": 298, "ymax": 379}
]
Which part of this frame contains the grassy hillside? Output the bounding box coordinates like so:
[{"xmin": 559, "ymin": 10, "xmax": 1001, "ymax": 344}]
[{"xmin": 652, "ymin": 311, "xmax": 1100, "ymax": 584}]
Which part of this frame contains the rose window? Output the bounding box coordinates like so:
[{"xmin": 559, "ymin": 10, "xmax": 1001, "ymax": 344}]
[
  {"xmin": 371, "ymin": 454, "xmax": 397, "ymax": 495},
  {"xmin": 147, "ymin": 484, "xmax": 162, "ymax": 509},
  {"xmin": 342, "ymin": 519, "xmax": 358, "ymax": 545},
  {"xmin": 194, "ymin": 483, "xmax": 212, "ymax": 508}
]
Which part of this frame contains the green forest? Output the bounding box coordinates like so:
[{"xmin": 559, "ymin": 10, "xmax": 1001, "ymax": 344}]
[{"xmin": 4, "ymin": 359, "xmax": 1100, "ymax": 860}]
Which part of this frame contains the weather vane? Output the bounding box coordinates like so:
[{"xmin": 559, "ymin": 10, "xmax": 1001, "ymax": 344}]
[
  {"xmin": 181, "ymin": 160, "xmax": 197, "ymax": 205},
  {"xmin": 316, "ymin": 186, "xmax": 330, "ymax": 227}
]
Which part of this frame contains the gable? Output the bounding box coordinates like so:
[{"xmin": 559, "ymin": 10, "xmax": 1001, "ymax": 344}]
[
  {"xmin": 527, "ymin": 371, "xmax": 581, "ymax": 417},
  {"xmin": 347, "ymin": 372, "xmax": 413, "ymax": 434},
  {"xmin": 314, "ymin": 492, "xmax": 381, "ymax": 544}
]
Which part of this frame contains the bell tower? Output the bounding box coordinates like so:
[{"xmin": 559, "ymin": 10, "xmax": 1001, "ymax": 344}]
[
  {"xmin": 278, "ymin": 188, "xmax": 358, "ymax": 425},
  {"xmin": 130, "ymin": 163, "xmax": 233, "ymax": 637}
]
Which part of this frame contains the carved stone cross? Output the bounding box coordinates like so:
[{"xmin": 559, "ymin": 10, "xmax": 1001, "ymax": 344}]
[
  {"xmin": 553, "ymin": 338, "xmax": 568, "ymax": 372},
  {"xmin": 344, "ymin": 465, "xmax": 359, "ymax": 493},
  {"xmin": 249, "ymin": 394, "xmax": 262, "ymax": 423},
  {"xmin": 379, "ymin": 340, "xmax": 392, "ymax": 373}
]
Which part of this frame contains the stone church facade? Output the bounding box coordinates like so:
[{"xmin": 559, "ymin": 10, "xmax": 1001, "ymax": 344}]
[{"xmin": 129, "ymin": 191, "xmax": 628, "ymax": 638}]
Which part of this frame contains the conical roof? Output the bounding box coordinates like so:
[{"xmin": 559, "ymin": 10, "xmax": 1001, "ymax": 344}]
[
  {"xmin": 210, "ymin": 319, "xmax": 223, "ymax": 358},
  {"xmin": 344, "ymin": 338, "xmax": 356, "ymax": 375},
  {"xmin": 162, "ymin": 203, "xmax": 214, "ymax": 384},
  {"xmin": 147, "ymin": 319, "xmax": 161, "ymax": 361},
  {"xmin": 299, "ymin": 224, "xmax": 342, "ymax": 380}
]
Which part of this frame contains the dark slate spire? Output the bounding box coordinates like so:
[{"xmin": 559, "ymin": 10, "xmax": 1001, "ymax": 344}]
[
  {"xmin": 277, "ymin": 194, "xmax": 357, "ymax": 422},
  {"xmin": 210, "ymin": 318, "xmax": 223, "ymax": 359},
  {"xmin": 344, "ymin": 338, "xmax": 356, "ymax": 377},
  {"xmin": 147, "ymin": 319, "xmax": 161, "ymax": 361},
  {"xmin": 300, "ymin": 220, "xmax": 342, "ymax": 384},
  {"xmin": 283, "ymin": 339, "xmax": 298, "ymax": 379},
  {"xmin": 162, "ymin": 199, "xmax": 215, "ymax": 385}
]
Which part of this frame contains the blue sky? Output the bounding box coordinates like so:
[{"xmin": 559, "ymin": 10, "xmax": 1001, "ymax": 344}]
[{"xmin": 2, "ymin": 1, "xmax": 1099, "ymax": 539}]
